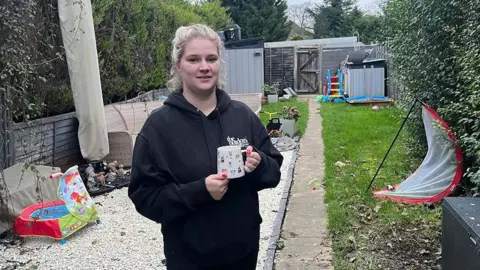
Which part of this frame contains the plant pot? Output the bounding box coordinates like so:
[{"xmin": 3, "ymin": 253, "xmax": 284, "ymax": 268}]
[
  {"xmin": 261, "ymin": 96, "xmax": 268, "ymax": 105},
  {"xmin": 280, "ymin": 118, "xmax": 297, "ymax": 137},
  {"xmin": 267, "ymin": 94, "xmax": 278, "ymax": 103}
]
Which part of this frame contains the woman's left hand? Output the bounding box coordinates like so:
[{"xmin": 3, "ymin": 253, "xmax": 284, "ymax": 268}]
[{"xmin": 245, "ymin": 146, "xmax": 261, "ymax": 173}]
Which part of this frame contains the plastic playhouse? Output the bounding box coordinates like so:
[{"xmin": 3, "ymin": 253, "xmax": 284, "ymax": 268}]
[
  {"xmin": 13, "ymin": 165, "xmax": 101, "ymax": 244},
  {"xmin": 316, "ymin": 53, "xmax": 393, "ymax": 105}
]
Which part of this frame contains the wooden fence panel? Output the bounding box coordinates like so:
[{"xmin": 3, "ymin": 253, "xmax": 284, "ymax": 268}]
[{"xmin": 12, "ymin": 112, "xmax": 83, "ymax": 168}]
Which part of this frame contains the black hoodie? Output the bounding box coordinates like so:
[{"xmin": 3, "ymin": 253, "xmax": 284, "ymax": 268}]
[{"xmin": 128, "ymin": 89, "xmax": 283, "ymax": 267}]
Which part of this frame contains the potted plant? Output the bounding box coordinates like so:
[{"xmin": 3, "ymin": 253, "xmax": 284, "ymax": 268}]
[
  {"xmin": 262, "ymin": 83, "xmax": 280, "ymax": 103},
  {"xmin": 280, "ymin": 105, "xmax": 300, "ymax": 137}
]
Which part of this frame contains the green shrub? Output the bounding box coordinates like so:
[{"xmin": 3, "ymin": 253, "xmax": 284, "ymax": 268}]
[
  {"xmin": 381, "ymin": 0, "xmax": 480, "ymax": 188},
  {"xmin": 0, "ymin": 0, "xmax": 231, "ymax": 121}
]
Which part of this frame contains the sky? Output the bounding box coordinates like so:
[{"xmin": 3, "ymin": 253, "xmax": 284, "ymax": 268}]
[{"xmin": 287, "ymin": 0, "xmax": 380, "ymax": 13}]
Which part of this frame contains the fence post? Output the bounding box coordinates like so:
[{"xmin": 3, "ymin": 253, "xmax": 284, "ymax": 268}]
[
  {"xmin": 293, "ymin": 45, "xmax": 298, "ymax": 91},
  {"xmin": 52, "ymin": 120, "xmax": 56, "ymax": 167},
  {"xmin": 0, "ymin": 87, "xmax": 13, "ymax": 170}
]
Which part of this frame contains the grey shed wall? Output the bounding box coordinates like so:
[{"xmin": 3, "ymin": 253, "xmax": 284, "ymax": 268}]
[
  {"xmin": 222, "ymin": 48, "xmax": 264, "ymax": 94},
  {"xmin": 344, "ymin": 65, "xmax": 386, "ymax": 97}
]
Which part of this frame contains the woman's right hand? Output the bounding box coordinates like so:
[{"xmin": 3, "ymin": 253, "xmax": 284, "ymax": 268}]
[{"xmin": 205, "ymin": 172, "xmax": 229, "ymax": 200}]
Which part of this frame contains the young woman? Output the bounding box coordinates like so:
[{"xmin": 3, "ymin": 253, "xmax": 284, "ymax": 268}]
[{"xmin": 128, "ymin": 24, "xmax": 283, "ymax": 270}]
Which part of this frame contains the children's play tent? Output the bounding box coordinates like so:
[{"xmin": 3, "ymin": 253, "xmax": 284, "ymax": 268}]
[{"xmin": 14, "ymin": 165, "xmax": 100, "ymax": 243}]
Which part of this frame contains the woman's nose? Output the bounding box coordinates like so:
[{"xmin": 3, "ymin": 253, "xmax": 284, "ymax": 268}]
[{"xmin": 199, "ymin": 59, "xmax": 210, "ymax": 71}]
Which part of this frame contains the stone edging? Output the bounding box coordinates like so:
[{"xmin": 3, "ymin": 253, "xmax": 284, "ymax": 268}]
[{"xmin": 263, "ymin": 146, "xmax": 300, "ymax": 270}]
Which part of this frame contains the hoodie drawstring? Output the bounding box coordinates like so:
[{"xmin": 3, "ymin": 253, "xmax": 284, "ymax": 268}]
[
  {"xmin": 216, "ymin": 108, "xmax": 226, "ymax": 145},
  {"xmin": 197, "ymin": 109, "xmax": 213, "ymax": 173},
  {"xmin": 198, "ymin": 108, "xmax": 226, "ymax": 173}
]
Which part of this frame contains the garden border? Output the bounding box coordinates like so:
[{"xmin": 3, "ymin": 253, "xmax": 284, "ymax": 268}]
[{"xmin": 263, "ymin": 145, "xmax": 299, "ymax": 270}]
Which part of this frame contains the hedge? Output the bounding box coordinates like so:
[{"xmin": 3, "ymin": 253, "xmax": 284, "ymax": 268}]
[
  {"xmin": 381, "ymin": 0, "xmax": 480, "ymax": 187},
  {"xmin": 0, "ymin": 0, "xmax": 231, "ymax": 121}
]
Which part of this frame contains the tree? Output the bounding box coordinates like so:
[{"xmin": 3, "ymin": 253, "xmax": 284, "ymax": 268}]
[
  {"xmin": 288, "ymin": 2, "xmax": 314, "ymax": 32},
  {"xmin": 344, "ymin": 6, "xmax": 383, "ymax": 44},
  {"xmin": 221, "ymin": 0, "xmax": 291, "ymax": 42},
  {"xmin": 308, "ymin": 0, "xmax": 382, "ymax": 42},
  {"xmin": 308, "ymin": 0, "xmax": 353, "ymax": 38}
]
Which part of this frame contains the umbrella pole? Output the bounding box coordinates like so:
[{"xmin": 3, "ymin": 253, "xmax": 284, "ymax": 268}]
[{"xmin": 365, "ymin": 98, "xmax": 419, "ymax": 192}]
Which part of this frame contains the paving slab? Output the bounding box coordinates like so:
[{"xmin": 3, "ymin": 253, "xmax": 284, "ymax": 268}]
[{"xmin": 273, "ymin": 98, "xmax": 334, "ymax": 270}]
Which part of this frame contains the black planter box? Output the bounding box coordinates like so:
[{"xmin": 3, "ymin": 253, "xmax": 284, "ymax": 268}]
[{"xmin": 442, "ymin": 197, "xmax": 480, "ymax": 269}]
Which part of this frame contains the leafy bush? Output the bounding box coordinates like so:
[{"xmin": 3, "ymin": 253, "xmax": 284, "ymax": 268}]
[
  {"xmin": 291, "ymin": 34, "xmax": 304, "ymax": 40},
  {"xmin": 0, "ymin": 0, "xmax": 231, "ymax": 121},
  {"xmin": 381, "ymin": 0, "xmax": 480, "ymax": 188},
  {"xmin": 261, "ymin": 82, "xmax": 281, "ymax": 96}
]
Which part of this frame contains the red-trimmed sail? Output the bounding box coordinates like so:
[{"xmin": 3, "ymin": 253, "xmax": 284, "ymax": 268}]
[{"xmin": 373, "ymin": 103, "xmax": 463, "ymax": 204}]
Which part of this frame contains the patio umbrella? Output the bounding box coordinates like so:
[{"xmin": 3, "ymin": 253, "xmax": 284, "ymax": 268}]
[{"xmin": 57, "ymin": 0, "xmax": 109, "ymax": 162}]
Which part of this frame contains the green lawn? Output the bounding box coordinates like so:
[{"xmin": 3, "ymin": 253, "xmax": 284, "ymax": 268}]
[
  {"xmin": 320, "ymin": 103, "xmax": 441, "ymax": 270},
  {"xmin": 259, "ymin": 98, "xmax": 309, "ymax": 137}
]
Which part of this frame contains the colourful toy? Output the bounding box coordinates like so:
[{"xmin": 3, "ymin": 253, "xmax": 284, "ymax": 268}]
[
  {"xmin": 13, "ymin": 165, "xmax": 101, "ymax": 244},
  {"xmin": 323, "ymin": 69, "xmax": 345, "ymax": 102}
]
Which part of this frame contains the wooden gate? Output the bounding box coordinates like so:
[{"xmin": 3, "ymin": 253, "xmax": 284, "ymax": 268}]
[{"xmin": 294, "ymin": 46, "xmax": 323, "ymax": 93}]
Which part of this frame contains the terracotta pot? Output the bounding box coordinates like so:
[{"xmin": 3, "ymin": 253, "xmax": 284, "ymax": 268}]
[{"xmin": 261, "ymin": 96, "xmax": 268, "ymax": 105}]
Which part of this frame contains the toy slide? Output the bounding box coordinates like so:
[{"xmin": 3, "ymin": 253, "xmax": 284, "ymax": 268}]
[
  {"xmin": 323, "ymin": 69, "xmax": 345, "ymax": 102},
  {"xmin": 14, "ymin": 165, "xmax": 100, "ymax": 244}
]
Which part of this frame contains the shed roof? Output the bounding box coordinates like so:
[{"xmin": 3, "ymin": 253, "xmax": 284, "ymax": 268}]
[
  {"xmin": 264, "ymin": 37, "xmax": 358, "ymax": 48},
  {"xmin": 322, "ymin": 42, "xmax": 366, "ymax": 49},
  {"xmin": 346, "ymin": 58, "xmax": 386, "ymax": 68}
]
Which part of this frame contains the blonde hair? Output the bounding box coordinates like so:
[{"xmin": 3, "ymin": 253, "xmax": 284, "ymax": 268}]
[{"xmin": 166, "ymin": 24, "xmax": 227, "ymax": 93}]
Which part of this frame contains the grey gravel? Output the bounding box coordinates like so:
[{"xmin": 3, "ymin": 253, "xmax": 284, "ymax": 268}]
[{"xmin": 0, "ymin": 150, "xmax": 294, "ymax": 270}]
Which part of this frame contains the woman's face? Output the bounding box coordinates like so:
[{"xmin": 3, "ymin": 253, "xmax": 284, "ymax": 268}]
[{"xmin": 177, "ymin": 37, "xmax": 220, "ymax": 94}]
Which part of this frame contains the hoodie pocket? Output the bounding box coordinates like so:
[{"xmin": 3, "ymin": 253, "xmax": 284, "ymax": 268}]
[{"xmin": 181, "ymin": 190, "xmax": 261, "ymax": 264}]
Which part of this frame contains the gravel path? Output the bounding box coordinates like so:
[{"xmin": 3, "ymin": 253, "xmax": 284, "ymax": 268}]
[{"xmin": 0, "ymin": 150, "xmax": 293, "ymax": 270}]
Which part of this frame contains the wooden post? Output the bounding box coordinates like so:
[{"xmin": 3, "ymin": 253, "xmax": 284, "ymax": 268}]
[
  {"xmin": 293, "ymin": 45, "xmax": 298, "ymax": 91},
  {"xmin": 0, "ymin": 85, "xmax": 14, "ymax": 169},
  {"xmin": 52, "ymin": 120, "xmax": 56, "ymax": 167},
  {"xmin": 317, "ymin": 45, "xmax": 323, "ymax": 94}
]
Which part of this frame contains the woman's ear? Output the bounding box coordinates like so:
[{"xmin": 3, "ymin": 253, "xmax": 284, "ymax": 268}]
[{"xmin": 176, "ymin": 62, "xmax": 180, "ymax": 72}]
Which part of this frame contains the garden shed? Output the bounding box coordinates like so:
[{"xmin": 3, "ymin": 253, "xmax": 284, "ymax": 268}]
[
  {"xmin": 343, "ymin": 59, "xmax": 387, "ymax": 98},
  {"xmin": 263, "ymin": 37, "xmax": 364, "ymax": 93},
  {"xmin": 222, "ymin": 37, "xmax": 265, "ymax": 94}
]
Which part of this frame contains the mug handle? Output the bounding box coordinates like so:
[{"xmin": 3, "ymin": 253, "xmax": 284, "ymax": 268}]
[{"xmin": 241, "ymin": 146, "xmax": 254, "ymax": 161}]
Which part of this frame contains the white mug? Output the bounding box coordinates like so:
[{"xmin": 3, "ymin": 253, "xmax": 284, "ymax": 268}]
[{"xmin": 217, "ymin": 145, "xmax": 246, "ymax": 179}]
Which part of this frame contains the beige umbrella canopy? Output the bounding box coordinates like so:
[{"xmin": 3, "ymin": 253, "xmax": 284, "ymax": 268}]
[{"xmin": 57, "ymin": 0, "xmax": 109, "ymax": 162}]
